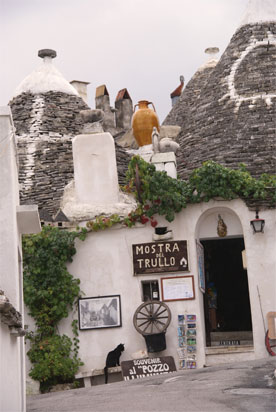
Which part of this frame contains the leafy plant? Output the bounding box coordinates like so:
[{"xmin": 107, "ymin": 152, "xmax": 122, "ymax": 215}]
[
  {"xmin": 26, "ymin": 333, "xmax": 82, "ymax": 393},
  {"xmin": 23, "ymin": 226, "xmax": 87, "ymax": 392},
  {"xmin": 122, "ymin": 156, "xmax": 276, "ymax": 223},
  {"xmin": 86, "ymin": 157, "xmax": 275, "ymax": 230}
]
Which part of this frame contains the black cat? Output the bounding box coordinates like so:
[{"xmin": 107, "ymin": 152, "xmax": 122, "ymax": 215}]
[{"xmin": 104, "ymin": 343, "xmax": 125, "ymax": 384}]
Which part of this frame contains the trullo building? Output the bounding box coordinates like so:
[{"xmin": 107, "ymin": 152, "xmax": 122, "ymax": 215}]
[{"xmin": 5, "ymin": 0, "xmax": 276, "ymax": 391}]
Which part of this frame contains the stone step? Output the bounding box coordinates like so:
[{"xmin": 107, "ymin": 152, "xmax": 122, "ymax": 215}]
[
  {"xmin": 205, "ymin": 345, "xmax": 255, "ymax": 366},
  {"xmin": 210, "ymin": 331, "xmax": 253, "ymax": 340},
  {"xmin": 211, "ymin": 340, "xmax": 253, "ymax": 346},
  {"xmin": 206, "ymin": 345, "xmax": 254, "ymax": 356}
]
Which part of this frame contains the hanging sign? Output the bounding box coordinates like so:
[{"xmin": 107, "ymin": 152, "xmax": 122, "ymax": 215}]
[
  {"xmin": 196, "ymin": 241, "xmax": 205, "ymax": 293},
  {"xmin": 121, "ymin": 356, "xmax": 176, "ymax": 381},
  {"xmin": 132, "ymin": 240, "xmax": 189, "ymax": 275}
]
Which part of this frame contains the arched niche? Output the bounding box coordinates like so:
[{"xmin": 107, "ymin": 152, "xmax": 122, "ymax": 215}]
[{"xmin": 195, "ymin": 206, "xmax": 243, "ymax": 240}]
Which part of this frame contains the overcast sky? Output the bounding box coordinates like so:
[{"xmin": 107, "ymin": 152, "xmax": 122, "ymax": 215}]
[{"xmin": 0, "ymin": 0, "xmax": 249, "ymax": 122}]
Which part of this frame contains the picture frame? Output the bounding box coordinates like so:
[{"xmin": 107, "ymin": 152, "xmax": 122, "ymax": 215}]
[
  {"xmin": 187, "ymin": 337, "xmax": 196, "ymax": 345},
  {"xmin": 178, "ymin": 336, "xmax": 186, "ymax": 347},
  {"xmin": 187, "ymin": 329, "xmax": 197, "ymax": 337},
  {"xmin": 78, "ymin": 295, "xmax": 122, "ymax": 330},
  {"xmin": 161, "ymin": 276, "xmax": 195, "ymax": 302},
  {"xmin": 186, "ymin": 314, "xmax": 196, "ymax": 322}
]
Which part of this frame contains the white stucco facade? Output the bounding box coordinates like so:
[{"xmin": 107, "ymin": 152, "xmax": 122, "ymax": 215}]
[
  {"xmin": 22, "ymin": 129, "xmax": 275, "ymax": 385},
  {"xmin": 46, "ymin": 198, "xmax": 275, "ymax": 375},
  {"xmin": 0, "ymin": 107, "xmax": 40, "ymax": 411}
]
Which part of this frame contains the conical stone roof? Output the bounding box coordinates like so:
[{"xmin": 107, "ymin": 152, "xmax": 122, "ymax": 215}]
[
  {"xmin": 163, "ymin": 58, "xmax": 218, "ymax": 128},
  {"xmin": 9, "ymin": 49, "xmax": 131, "ymax": 218},
  {"xmin": 164, "ymin": 16, "xmax": 276, "ymax": 181}
]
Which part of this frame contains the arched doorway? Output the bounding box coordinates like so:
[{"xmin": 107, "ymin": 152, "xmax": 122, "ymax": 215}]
[{"xmin": 196, "ymin": 208, "xmax": 253, "ymax": 347}]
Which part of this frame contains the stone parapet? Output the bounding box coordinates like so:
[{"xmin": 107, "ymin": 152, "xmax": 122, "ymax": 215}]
[{"xmin": 151, "ymin": 152, "xmax": 177, "ymax": 179}]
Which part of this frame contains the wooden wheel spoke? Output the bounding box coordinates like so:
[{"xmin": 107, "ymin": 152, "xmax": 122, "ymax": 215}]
[
  {"xmin": 157, "ymin": 308, "xmax": 167, "ymax": 316},
  {"xmin": 155, "ymin": 319, "xmax": 166, "ymax": 326},
  {"xmin": 153, "ymin": 321, "xmax": 162, "ymax": 332},
  {"xmin": 136, "ymin": 316, "xmax": 149, "ymax": 320},
  {"xmin": 154, "ymin": 306, "xmax": 167, "ymax": 316},
  {"xmin": 139, "ymin": 310, "xmax": 149, "ymax": 317},
  {"xmin": 142, "ymin": 321, "xmax": 152, "ymax": 333},
  {"xmin": 138, "ymin": 319, "xmax": 151, "ymax": 328},
  {"xmin": 143, "ymin": 306, "xmax": 151, "ymax": 316},
  {"xmin": 152, "ymin": 303, "xmax": 161, "ymax": 313}
]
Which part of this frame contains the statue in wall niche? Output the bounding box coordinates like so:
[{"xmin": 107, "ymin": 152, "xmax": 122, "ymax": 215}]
[
  {"xmin": 152, "ymin": 127, "xmax": 160, "ymax": 154},
  {"xmin": 80, "ymin": 109, "xmax": 105, "ymax": 134},
  {"xmin": 152, "ymin": 127, "xmax": 180, "ymax": 154},
  {"xmin": 217, "ymin": 215, "xmax": 227, "ymax": 237}
]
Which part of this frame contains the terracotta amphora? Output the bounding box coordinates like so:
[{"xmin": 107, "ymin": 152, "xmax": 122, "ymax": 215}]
[{"xmin": 132, "ymin": 100, "xmax": 160, "ymax": 147}]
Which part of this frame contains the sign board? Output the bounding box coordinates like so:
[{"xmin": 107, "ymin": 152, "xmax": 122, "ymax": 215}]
[
  {"xmin": 121, "ymin": 356, "xmax": 176, "ymax": 381},
  {"xmin": 161, "ymin": 276, "xmax": 195, "ymax": 301},
  {"xmin": 196, "ymin": 241, "xmax": 205, "ymax": 293},
  {"xmin": 132, "ymin": 241, "xmax": 189, "ymax": 275}
]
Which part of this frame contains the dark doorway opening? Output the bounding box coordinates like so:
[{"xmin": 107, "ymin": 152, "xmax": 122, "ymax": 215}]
[{"xmin": 201, "ymin": 238, "xmax": 252, "ymax": 347}]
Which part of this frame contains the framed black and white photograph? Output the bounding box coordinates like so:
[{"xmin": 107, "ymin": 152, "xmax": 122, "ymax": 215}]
[{"xmin": 78, "ymin": 295, "xmax": 122, "ymax": 330}]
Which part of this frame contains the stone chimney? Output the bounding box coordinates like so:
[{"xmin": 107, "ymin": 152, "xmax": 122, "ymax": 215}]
[
  {"xmin": 115, "ymin": 88, "xmax": 133, "ymax": 130},
  {"xmin": 72, "ymin": 110, "xmax": 119, "ymax": 205},
  {"xmin": 170, "ymin": 75, "xmax": 184, "ymax": 107},
  {"xmin": 95, "ymin": 85, "xmax": 116, "ymax": 131},
  {"xmin": 70, "ymin": 80, "xmax": 90, "ymax": 104},
  {"xmin": 38, "ymin": 48, "xmax": 57, "ymax": 60},
  {"xmin": 204, "ymin": 47, "xmax": 219, "ymax": 62}
]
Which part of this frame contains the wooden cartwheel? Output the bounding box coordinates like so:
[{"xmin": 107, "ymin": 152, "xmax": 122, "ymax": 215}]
[{"xmin": 133, "ymin": 301, "xmax": 171, "ymax": 336}]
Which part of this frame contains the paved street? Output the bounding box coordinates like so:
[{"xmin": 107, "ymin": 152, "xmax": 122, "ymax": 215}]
[{"xmin": 27, "ymin": 358, "xmax": 276, "ymax": 412}]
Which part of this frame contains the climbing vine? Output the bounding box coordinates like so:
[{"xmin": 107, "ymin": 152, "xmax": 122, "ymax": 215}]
[
  {"xmin": 122, "ymin": 156, "xmax": 276, "ymax": 222},
  {"xmin": 23, "ymin": 225, "xmax": 86, "ymax": 392},
  {"xmin": 86, "ymin": 156, "xmax": 275, "ymax": 230}
]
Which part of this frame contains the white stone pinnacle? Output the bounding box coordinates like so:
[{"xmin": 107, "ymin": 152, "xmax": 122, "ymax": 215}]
[
  {"xmin": 13, "ymin": 51, "xmax": 79, "ymax": 97},
  {"xmin": 240, "ymin": 0, "xmax": 276, "ymax": 27}
]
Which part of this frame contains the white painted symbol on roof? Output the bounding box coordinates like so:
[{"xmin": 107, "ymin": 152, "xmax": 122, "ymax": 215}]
[{"xmin": 220, "ymin": 31, "xmax": 276, "ymax": 112}]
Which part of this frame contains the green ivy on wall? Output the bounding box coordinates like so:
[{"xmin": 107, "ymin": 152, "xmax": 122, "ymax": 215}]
[
  {"xmin": 23, "ymin": 226, "xmax": 86, "ymax": 392},
  {"xmin": 123, "ymin": 156, "xmax": 276, "ymax": 222},
  {"xmin": 86, "ymin": 157, "xmax": 275, "ymax": 230}
]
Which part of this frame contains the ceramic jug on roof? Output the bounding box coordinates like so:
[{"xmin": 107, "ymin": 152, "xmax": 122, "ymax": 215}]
[{"xmin": 132, "ymin": 100, "xmax": 160, "ymax": 147}]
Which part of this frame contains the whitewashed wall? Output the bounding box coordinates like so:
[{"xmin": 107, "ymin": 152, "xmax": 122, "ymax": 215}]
[
  {"xmin": 0, "ymin": 107, "xmax": 40, "ymax": 409},
  {"xmin": 0, "ymin": 107, "xmax": 25, "ymax": 412},
  {"xmin": 53, "ymin": 198, "xmax": 275, "ymax": 373}
]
